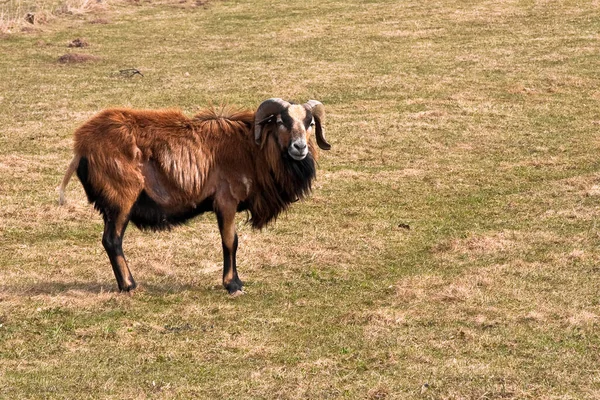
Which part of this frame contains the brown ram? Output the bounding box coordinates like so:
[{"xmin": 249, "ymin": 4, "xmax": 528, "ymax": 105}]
[{"xmin": 58, "ymin": 98, "xmax": 331, "ymax": 295}]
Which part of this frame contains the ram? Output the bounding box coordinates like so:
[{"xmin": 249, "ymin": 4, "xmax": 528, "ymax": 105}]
[{"xmin": 58, "ymin": 98, "xmax": 331, "ymax": 295}]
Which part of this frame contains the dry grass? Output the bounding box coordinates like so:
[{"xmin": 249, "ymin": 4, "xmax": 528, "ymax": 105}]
[
  {"xmin": 0, "ymin": 0, "xmax": 111, "ymax": 33},
  {"xmin": 1, "ymin": 0, "xmax": 600, "ymax": 398}
]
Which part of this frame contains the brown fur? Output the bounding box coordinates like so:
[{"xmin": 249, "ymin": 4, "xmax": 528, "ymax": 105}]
[
  {"xmin": 67, "ymin": 107, "xmax": 318, "ymax": 226},
  {"xmin": 59, "ymin": 103, "xmax": 327, "ymax": 293}
]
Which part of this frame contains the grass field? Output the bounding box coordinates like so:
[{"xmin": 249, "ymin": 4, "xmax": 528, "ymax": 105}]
[{"xmin": 1, "ymin": 0, "xmax": 600, "ymax": 398}]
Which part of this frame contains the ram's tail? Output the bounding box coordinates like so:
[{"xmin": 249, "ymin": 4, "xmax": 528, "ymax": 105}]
[{"xmin": 57, "ymin": 154, "xmax": 81, "ymax": 205}]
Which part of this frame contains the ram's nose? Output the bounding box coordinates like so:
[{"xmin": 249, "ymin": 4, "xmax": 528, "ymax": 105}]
[
  {"xmin": 293, "ymin": 141, "xmax": 307, "ymax": 151},
  {"xmin": 289, "ymin": 139, "xmax": 308, "ymax": 160}
]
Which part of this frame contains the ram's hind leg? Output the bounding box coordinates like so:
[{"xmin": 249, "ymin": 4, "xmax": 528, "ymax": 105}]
[
  {"xmin": 102, "ymin": 205, "xmax": 137, "ymax": 292},
  {"xmin": 97, "ymin": 180, "xmax": 143, "ymax": 292},
  {"xmin": 77, "ymin": 152, "xmax": 144, "ymax": 292}
]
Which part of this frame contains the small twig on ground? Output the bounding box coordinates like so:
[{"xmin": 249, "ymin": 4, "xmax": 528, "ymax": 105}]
[{"xmin": 119, "ymin": 68, "xmax": 144, "ymax": 77}]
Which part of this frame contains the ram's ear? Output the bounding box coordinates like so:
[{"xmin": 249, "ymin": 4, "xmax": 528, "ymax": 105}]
[
  {"xmin": 254, "ymin": 115, "xmax": 275, "ymax": 146},
  {"xmin": 254, "ymin": 98, "xmax": 290, "ymax": 144}
]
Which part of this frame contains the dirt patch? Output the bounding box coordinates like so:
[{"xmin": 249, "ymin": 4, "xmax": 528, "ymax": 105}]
[
  {"xmin": 68, "ymin": 38, "xmax": 89, "ymax": 48},
  {"xmin": 367, "ymin": 385, "xmax": 390, "ymax": 400},
  {"xmin": 20, "ymin": 26, "xmax": 39, "ymax": 33},
  {"xmin": 58, "ymin": 53, "xmax": 100, "ymax": 63}
]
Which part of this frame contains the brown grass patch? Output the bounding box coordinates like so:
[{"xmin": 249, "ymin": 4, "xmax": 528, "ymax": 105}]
[
  {"xmin": 549, "ymin": 173, "xmax": 600, "ymax": 198},
  {"xmin": 434, "ymin": 230, "xmax": 517, "ymax": 256},
  {"xmin": 0, "ymin": 0, "xmax": 107, "ymax": 34},
  {"xmin": 55, "ymin": 0, "xmax": 109, "ymax": 16},
  {"xmin": 380, "ymin": 27, "xmax": 444, "ymax": 39},
  {"xmin": 393, "ymin": 274, "xmax": 446, "ymax": 302},
  {"xmin": 587, "ymin": 185, "xmax": 600, "ymax": 196},
  {"xmin": 567, "ymin": 311, "xmax": 598, "ymax": 328},
  {"xmin": 408, "ymin": 110, "xmax": 447, "ymax": 120},
  {"xmin": 57, "ymin": 53, "xmax": 100, "ymax": 63},
  {"xmin": 88, "ymin": 18, "xmax": 110, "ymax": 24}
]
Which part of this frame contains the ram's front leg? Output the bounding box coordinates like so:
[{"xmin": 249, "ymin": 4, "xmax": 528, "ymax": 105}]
[{"xmin": 216, "ymin": 205, "xmax": 244, "ymax": 295}]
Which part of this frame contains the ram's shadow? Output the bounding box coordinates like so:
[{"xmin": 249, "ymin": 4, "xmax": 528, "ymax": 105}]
[{"xmin": 0, "ymin": 280, "xmax": 210, "ymax": 297}]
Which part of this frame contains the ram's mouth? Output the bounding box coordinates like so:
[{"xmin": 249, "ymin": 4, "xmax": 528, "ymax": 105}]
[{"xmin": 288, "ymin": 148, "xmax": 308, "ymax": 161}]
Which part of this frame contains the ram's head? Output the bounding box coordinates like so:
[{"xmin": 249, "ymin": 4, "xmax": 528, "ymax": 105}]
[{"xmin": 254, "ymin": 98, "xmax": 331, "ymax": 161}]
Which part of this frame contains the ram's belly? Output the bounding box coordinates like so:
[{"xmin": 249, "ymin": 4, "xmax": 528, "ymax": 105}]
[{"xmin": 129, "ymin": 191, "xmax": 214, "ymax": 231}]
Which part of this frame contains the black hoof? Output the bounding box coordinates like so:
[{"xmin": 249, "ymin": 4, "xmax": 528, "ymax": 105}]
[
  {"xmin": 224, "ymin": 277, "xmax": 243, "ymax": 295},
  {"xmin": 118, "ymin": 279, "xmax": 137, "ymax": 292}
]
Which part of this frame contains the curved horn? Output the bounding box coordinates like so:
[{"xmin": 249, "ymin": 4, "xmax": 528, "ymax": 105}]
[
  {"xmin": 254, "ymin": 98, "xmax": 290, "ymax": 144},
  {"xmin": 305, "ymin": 100, "xmax": 330, "ymax": 150}
]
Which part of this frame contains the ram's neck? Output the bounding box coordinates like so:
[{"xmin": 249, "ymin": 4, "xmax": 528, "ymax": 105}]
[{"xmin": 247, "ymin": 145, "xmax": 317, "ymax": 229}]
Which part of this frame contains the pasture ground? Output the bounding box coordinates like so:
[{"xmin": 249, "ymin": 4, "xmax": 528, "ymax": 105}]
[{"xmin": 1, "ymin": 0, "xmax": 599, "ymax": 398}]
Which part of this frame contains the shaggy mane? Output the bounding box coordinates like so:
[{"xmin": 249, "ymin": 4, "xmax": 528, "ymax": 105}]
[
  {"xmin": 193, "ymin": 106, "xmax": 252, "ymax": 121},
  {"xmin": 193, "ymin": 107, "xmax": 254, "ymax": 135},
  {"xmin": 248, "ymin": 152, "xmax": 316, "ymax": 229}
]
